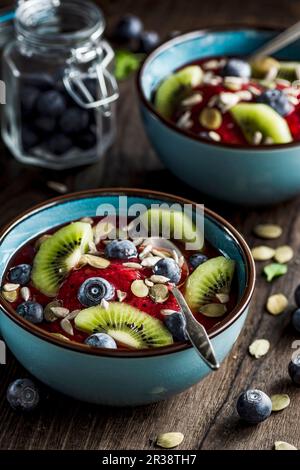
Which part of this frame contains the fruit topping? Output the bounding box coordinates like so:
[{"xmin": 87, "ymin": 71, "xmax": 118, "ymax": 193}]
[
  {"xmin": 189, "ymin": 253, "xmax": 208, "ymax": 268},
  {"xmin": 8, "ymin": 264, "xmax": 31, "ymax": 286},
  {"xmin": 16, "ymin": 301, "xmax": 44, "ymax": 324},
  {"xmin": 256, "ymin": 88, "xmax": 291, "ymax": 116},
  {"xmin": 163, "ymin": 311, "xmax": 188, "ymax": 341},
  {"xmin": 153, "ymin": 258, "xmax": 181, "ymax": 284},
  {"xmin": 104, "ymin": 239, "xmax": 138, "ymax": 260},
  {"xmin": 221, "ymin": 58, "xmax": 251, "ymax": 79},
  {"xmin": 85, "ymin": 333, "xmax": 117, "ymax": 349},
  {"xmin": 236, "ymin": 389, "xmax": 272, "ymax": 424},
  {"xmin": 6, "ymin": 378, "xmax": 40, "ymax": 412},
  {"xmin": 78, "ymin": 277, "xmax": 115, "ymax": 307},
  {"xmin": 199, "ymin": 108, "xmax": 222, "ymax": 130},
  {"xmin": 251, "ymin": 56, "xmax": 280, "ymax": 79}
]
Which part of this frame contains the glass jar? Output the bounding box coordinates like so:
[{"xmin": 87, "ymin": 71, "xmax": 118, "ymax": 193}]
[
  {"xmin": 1, "ymin": 0, "xmax": 119, "ymax": 170},
  {"xmin": 0, "ymin": 1, "xmax": 16, "ymax": 80}
]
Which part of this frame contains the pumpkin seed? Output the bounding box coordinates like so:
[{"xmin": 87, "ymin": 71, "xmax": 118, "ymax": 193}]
[
  {"xmin": 216, "ymin": 293, "xmax": 229, "ymax": 304},
  {"xmin": 2, "ymin": 289, "xmax": 18, "ymax": 302},
  {"xmin": 20, "ymin": 286, "xmax": 30, "ymax": 302},
  {"xmin": 271, "ymin": 394, "xmax": 290, "ymax": 411},
  {"xmin": 117, "ymin": 290, "xmax": 127, "ymax": 302},
  {"xmin": 50, "ymin": 333, "xmax": 70, "ymax": 341},
  {"xmin": 51, "ymin": 306, "xmax": 70, "ymax": 319},
  {"xmin": 253, "ymin": 224, "xmax": 282, "ymax": 239},
  {"xmin": 44, "ymin": 300, "xmax": 62, "ymax": 322},
  {"xmin": 274, "ymin": 245, "xmax": 294, "ymax": 264},
  {"xmin": 34, "ymin": 234, "xmax": 52, "ymax": 250},
  {"xmin": 249, "ymin": 339, "xmax": 270, "ymax": 358},
  {"xmin": 150, "ymin": 275, "xmax": 170, "ymax": 284},
  {"xmin": 251, "ymin": 246, "xmax": 275, "ymax": 261},
  {"xmin": 141, "ymin": 256, "xmax": 162, "ymax": 267},
  {"xmin": 199, "ymin": 107, "xmax": 222, "ymax": 130},
  {"xmin": 266, "ymin": 293, "xmax": 288, "ymax": 315},
  {"xmin": 200, "ymin": 303, "xmax": 227, "ymax": 317},
  {"xmin": 263, "ymin": 263, "xmax": 287, "ymax": 282},
  {"xmin": 3, "ymin": 283, "xmax": 20, "ymax": 292},
  {"xmin": 131, "ymin": 280, "xmax": 149, "ymax": 298},
  {"xmin": 80, "ymin": 254, "xmax": 110, "ymax": 269},
  {"xmin": 156, "ymin": 432, "xmax": 184, "ymax": 449},
  {"xmin": 274, "ymin": 441, "xmax": 297, "ymax": 450},
  {"xmin": 149, "ymin": 284, "xmax": 169, "ymax": 303},
  {"xmin": 60, "ymin": 318, "xmax": 74, "ymax": 336}
]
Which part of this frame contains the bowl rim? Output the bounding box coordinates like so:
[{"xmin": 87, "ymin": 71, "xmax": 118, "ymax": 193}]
[
  {"xmin": 136, "ymin": 24, "xmax": 300, "ymax": 152},
  {"xmin": 0, "ymin": 188, "xmax": 255, "ymax": 358}
]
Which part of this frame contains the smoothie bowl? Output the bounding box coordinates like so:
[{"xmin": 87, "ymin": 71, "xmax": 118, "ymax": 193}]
[
  {"xmin": 0, "ymin": 189, "xmax": 255, "ymax": 406},
  {"xmin": 137, "ymin": 27, "xmax": 300, "ymax": 206}
]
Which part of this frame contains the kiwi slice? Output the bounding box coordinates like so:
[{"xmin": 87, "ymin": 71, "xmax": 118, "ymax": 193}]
[
  {"xmin": 230, "ymin": 103, "xmax": 292, "ymax": 144},
  {"xmin": 184, "ymin": 256, "xmax": 235, "ymax": 311},
  {"xmin": 139, "ymin": 208, "xmax": 204, "ymax": 250},
  {"xmin": 277, "ymin": 61, "xmax": 300, "ymax": 81},
  {"xmin": 31, "ymin": 222, "xmax": 93, "ymax": 296},
  {"xmin": 155, "ymin": 65, "xmax": 203, "ymax": 118},
  {"xmin": 75, "ymin": 302, "xmax": 173, "ymax": 349}
]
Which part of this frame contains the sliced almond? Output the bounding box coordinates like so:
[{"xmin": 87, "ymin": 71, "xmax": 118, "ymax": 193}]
[
  {"xmin": 271, "ymin": 394, "xmax": 290, "ymax": 411},
  {"xmin": 151, "ymin": 248, "xmax": 168, "ymax": 258},
  {"xmin": 253, "ymin": 224, "xmax": 282, "ymax": 239},
  {"xmin": 51, "ymin": 306, "xmax": 70, "ymax": 318},
  {"xmin": 149, "ymin": 284, "xmax": 169, "ymax": 303},
  {"xmin": 150, "ymin": 275, "xmax": 170, "ymax": 284},
  {"xmin": 274, "ymin": 441, "xmax": 297, "ymax": 450},
  {"xmin": 249, "ymin": 339, "xmax": 270, "ymax": 358},
  {"xmin": 177, "ymin": 111, "xmax": 193, "ymax": 129},
  {"xmin": 3, "ymin": 283, "xmax": 20, "ymax": 292},
  {"xmin": 2, "ymin": 289, "xmax": 18, "ymax": 302},
  {"xmin": 181, "ymin": 93, "xmax": 203, "ymax": 107},
  {"xmin": 156, "ymin": 432, "xmax": 184, "ymax": 449},
  {"xmin": 80, "ymin": 254, "xmax": 110, "ymax": 269},
  {"xmin": 117, "ymin": 290, "xmax": 127, "ymax": 302},
  {"xmin": 20, "ymin": 286, "xmax": 31, "ymax": 302},
  {"xmin": 123, "ymin": 262, "xmax": 142, "ymax": 269},
  {"xmin": 139, "ymin": 244, "xmax": 153, "ymax": 259},
  {"xmin": 266, "ymin": 293, "xmax": 288, "ymax": 315},
  {"xmin": 216, "ymin": 293, "xmax": 229, "ymax": 304},
  {"xmin": 199, "ymin": 107, "xmax": 222, "ymax": 130},
  {"xmin": 208, "ymin": 131, "xmax": 221, "ymax": 142},
  {"xmin": 141, "ymin": 256, "xmax": 162, "ymax": 267},
  {"xmin": 44, "ymin": 300, "xmax": 62, "ymax": 322},
  {"xmin": 251, "ymin": 246, "xmax": 275, "ymax": 261},
  {"xmin": 200, "ymin": 303, "xmax": 227, "ymax": 317},
  {"xmin": 60, "ymin": 318, "xmax": 74, "ymax": 336},
  {"xmin": 131, "ymin": 280, "xmax": 149, "ymax": 298},
  {"xmin": 219, "ymin": 92, "xmax": 240, "ymax": 111},
  {"xmin": 274, "ymin": 245, "xmax": 294, "ymax": 264}
]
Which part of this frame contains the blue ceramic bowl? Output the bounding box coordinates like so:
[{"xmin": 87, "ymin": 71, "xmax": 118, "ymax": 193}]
[
  {"xmin": 137, "ymin": 27, "xmax": 300, "ymax": 206},
  {"xmin": 0, "ymin": 189, "xmax": 255, "ymax": 406}
]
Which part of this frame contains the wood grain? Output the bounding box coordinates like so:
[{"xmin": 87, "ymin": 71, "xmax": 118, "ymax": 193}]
[{"xmin": 0, "ymin": 0, "xmax": 300, "ymax": 450}]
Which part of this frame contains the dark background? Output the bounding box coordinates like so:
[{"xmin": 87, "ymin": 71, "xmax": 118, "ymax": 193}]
[{"xmin": 0, "ymin": 0, "xmax": 300, "ymax": 450}]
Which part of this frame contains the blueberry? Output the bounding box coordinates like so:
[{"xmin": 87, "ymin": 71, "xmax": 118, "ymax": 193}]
[
  {"xmin": 163, "ymin": 312, "xmax": 188, "ymax": 341},
  {"xmin": 6, "ymin": 378, "xmax": 40, "ymax": 412},
  {"xmin": 23, "ymin": 73, "xmax": 55, "ymax": 91},
  {"xmin": 105, "ymin": 240, "xmax": 138, "ymax": 260},
  {"xmin": 78, "ymin": 277, "xmax": 115, "ymax": 307},
  {"xmin": 34, "ymin": 117, "xmax": 56, "ymax": 134},
  {"xmin": 114, "ymin": 15, "xmax": 143, "ymax": 42},
  {"xmin": 8, "ymin": 264, "xmax": 31, "ymax": 285},
  {"xmin": 22, "ymin": 126, "xmax": 39, "ymax": 151},
  {"xmin": 20, "ymin": 86, "xmax": 40, "ymax": 114},
  {"xmin": 36, "ymin": 90, "xmax": 66, "ymax": 118},
  {"xmin": 291, "ymin": 308, "xmax": 300, "ymax": 333},
  {"xmin": 16, "ymin": 301, "xmax": 44, "ymax": 324},
  {"xmin": 138, "ymin": 31, "xmax": 160, "ymax": 53},
  {"xmin": 75, "ymin": 130, "xmax": 97, "ymax": 150},
  {"xmin": 288, "ymin": 354, "xmax": 300, "ymax": 386},
  {"xmin": 221, "ymin": 58, "xmax": 251, "ymax": 79},
  {"xmin": 47, "ymin": 133, "xmax": 72, "ymax": 155},
  {"xmin": 59, "ymin": 107, "xmax": 90, "ymax": 134},
  {"xmin": 189, "ymin": 253, "xmax": 208, "ymax": 269},
  {"xmin": 256, "ymin": 89, "xmax": 291, "ymax": 116},
  {"xmin": 236, "ymin": 389, "xmax": 272, "ymax": 424},
  {"xmin": 153, "ymin": 258, "xmax": 181, "ymax": 284},
  {"xmin": 294, "ymin": 284, "xmax": 300, "ymax": 307},
  {"xmin": 85, "ymin": 333, "xmax": 117, "ymax": 349}
]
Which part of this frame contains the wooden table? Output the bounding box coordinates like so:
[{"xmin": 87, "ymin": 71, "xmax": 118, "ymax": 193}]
[{"xmin": 0, "ymin": 0, "xmax": 300, "ymax": 451}]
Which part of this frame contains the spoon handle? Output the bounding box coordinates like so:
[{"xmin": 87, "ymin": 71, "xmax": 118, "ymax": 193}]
[
  {"xmin": 249, "ymin": 21, "xmax": 300, "ymax": 60},
  {"xmin": 172, "ymin": 287, "xmax": 220, "ymax": 371}
]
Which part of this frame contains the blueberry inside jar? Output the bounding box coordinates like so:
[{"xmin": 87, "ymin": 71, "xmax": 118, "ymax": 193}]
[{"xmin": 1, "ymin": 0, "xmax": 119, "ymax": 169}]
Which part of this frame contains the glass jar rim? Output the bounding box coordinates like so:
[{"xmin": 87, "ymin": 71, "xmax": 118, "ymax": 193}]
[{"xmin": 16, "ymin": 0, "xmax": 105, "ymax": 50}]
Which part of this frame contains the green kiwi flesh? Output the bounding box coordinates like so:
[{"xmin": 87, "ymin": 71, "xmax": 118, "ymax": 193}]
[
  {"xmin": 75, "ymin": 302, "xmax": 174, "ymax": 349},
  {"xmin": 184, "ymin": 256, "xmax": 235, "ymax": 311},
  {"xmin": 230, "ymin": 103, "xmax": 292, "ymax": 144},
  {"xmin": 155, "ymin": 65, "xmax": 203, "ymax": 118},
  {"xmin": 32, "ymin": 222, "xmax": 93, "ymax": 296}
]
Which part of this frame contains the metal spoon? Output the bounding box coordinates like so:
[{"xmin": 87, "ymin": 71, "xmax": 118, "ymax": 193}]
[{"xmin": 144, "ymin": 237, "xmax": 219, "ymax": 370}]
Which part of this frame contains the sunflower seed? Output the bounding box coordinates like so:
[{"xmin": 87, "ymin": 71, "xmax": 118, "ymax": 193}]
[
  {"xmin": 131, "ymin": 280, "xmax": 149, "ymax": 298},
  {"xmin": 216, "ymin": 293, "xmax": 229, "ymax": 304},
  {"xmin": 177, "ymin": 111, "xmax": 192, "ymax": 129},
  {"xmin": 47, "ymin": 181, "xmax": 68, "ymax": 194},
  {"xmin": 151, "ymin": 248, "xmax": 168, "ymax": 258},
  {"xmin": 2, "ymin": 290, "xmax": 18, "ymax": 302},
  {"xmin": 139, "ymin": 244, "xmax": 153, "ymax": 259},
  {"xmin": 123, "ymin": 262, "xmax": 143, "ymax": 269},
  {"xmin": 161, "ymin": 309, "xmax": 177, "ymax": 315},
  {"xmin": 100, "ymin": 298, "xmax": 109, "ymax": 309},
  {"xmin": 80, "ymin": 254, "xmax": 110, "ymax": 269},
  {"xmin": 200, "ymin": 303, "xmax": 227, "ymax": 317},
  {"xmin": 150, "ymin": 275, "xmax": 170, "ymax": 284},
  {"xmin": 266, "ymin": 293, "xmax": 288, "ymax": 315},
  {"xmin": 236, "ymin": 90, "xmax": 252, "ymax": 101},
  {"xmin": 248, "ymin": 85, "xmax": 261, "ymax": 95},
  {"xmin": 51, "ymin": 306, "xmax": 70, "ymax": 318},
  {"xmin": 282, "ymin": 87, "xmax": 300, "ymax": 96},
  {"xmin": 208, "ymin": 131, "xmax": 221, "ymax": 142},
  {"xmin": 171, "ymin": 250, "xmax": 179, "ymax": 264},
  {"xmin": 276, "ymin": 78, "xmax": 291, "ymax": 87},
  {"xmin": 43, "ymin": 300, "xmax": 62, "ymax": 322},
  {"xmin": 80, "ymin": 217, "xmax": 93, "ymax": 224},
  {"xmin": 50, "ymin": 332, "xmax": 70, "ymax": 341},
  {"xmin": 144, "ymin": 279, "xmax": 154, "ymax": 287},
  {"xmin": 249, "ymin": 339, "xmax": 270, "ymax": 358},
  {"xmin": 67, "ymin": 309, "xmax": 81, "ymax": 321},
  {"xmin": 274, "ymin": 245, "xmax": 294, "ymax": 264},
  {"xmin": 251, "ymin": 246, "xmax": 275, "ymax": 261},
  {"xmin": 156, "ymin": 432, "xmax": 184, "ymax": 449},
  {"xmin": 94, "ymin": 221, "xmax": 115, "ymax": 244},
  {"xmin": 117, "ymin": 290, "xmax": 127, "ymax": 302},
  {"xmin": 274, "ymin": 441, "xmax": 297, "ymax": 450},
  {"xmin": 271, "ymin": 394, "xmax": 290, "ymax": 412},
  {"xmin": 34, "ymin": 234, "xmax": 52, "ymax": 249},
  {"xmin": 149, "ymin": 284, "xmax": 169, "ymax": 303},
  {"xmin": 178, "ymin": 256, "xmax": 185, "ymax": 268},
  {"xmin": 60, "ymin": 318, "xmax": 74, "ymax": 335},
  {"xmin": 20, "ymin": 286, "xmax": 30, "ymax": 302},
  {"xmin": 181, "ymin": 93, "xmax": 203, "ymax": 107},
  {"xmin": 253, "ymin": 224, "xmax": 282, "ymax": 239},
  {"xmin": 141, "ymin": 256, "xmax": 162, "ymax": 267},
  {"xmin": 3, "ymin": 283, "xmax": 20, "ymax": 292},
  {"xmin": 219, "ymin": 92, "xmax": 240, "ymax": 111},
  {"xmin": 253, "ymin": 131, "xmax": 263, "ymax": 145}
]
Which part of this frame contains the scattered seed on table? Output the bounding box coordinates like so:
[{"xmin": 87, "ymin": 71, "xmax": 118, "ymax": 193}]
[
  {"xmin": 274, "ymin": 441, "xmax": 297, "ymax": 450},
  {"xmin": 249, "ymin": 339, "xmax": 270, "ymax": 358},
  {"xmin": 253, "ymin": 224, "xmax": 282, "ymax": 239},
  {"xmin": 251, "ymin": 246, "xmax": 275, "ymax": 261},
  {"xmin": 263, "ymin": 263, "xmax": 287, "ymax": 282},
  {"xmin": 266, "ymin": 294, "xmax": 288, "ymax": 315},
  {"xmin": 156, "ymin": 432, "xmax": 184, "ymax": 449},
  {"xmin": 271, "ymin": 394, "xmax": 290, "ymax": 411},
  {"xmin": 274, "ymin": 245, "xmax": 294, "ymax": 264}
]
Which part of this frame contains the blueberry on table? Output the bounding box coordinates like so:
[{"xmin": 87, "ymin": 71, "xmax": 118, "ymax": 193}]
[
  {"xmin": 6, "ymin": 378, "xmax": 40, "ymax": 412},
  {"xmin": 163, "ymin": 312, "xmax": 188, "ymax": 342},
  {"xmin": 22, "ymin": 126, "xmax": 39, "ymax": 151},
  {"xmin": 46, "ymin": 133, "xmax": 72, "ymax": 155},
  {"xmin": 59, "ymin": 107, "xmax": 90, "ymax": 134},
  {"xmin": 34, "ymin": 117, "xmax": 56, "ymax": 134},
  {"xmin": 256, "ymin": 89, "xmax": 291, "ymax": 116},
  {"xmin": 292, "ymin": 308, "xmax": 300, "ymax": 333},
  {"xmin": 295, "ymin": 284, "xmax": 300, "ymax": 307},
  {"xmin": 105, "ymin": 240, "xmax": 138, "ymax": 260},
  {"xmin": 138, "ymin": 31, "xmax": 160, "ymax": 53},
  {"xmin": 236, "ymin": 389, "xmax": 272, "ymax": 424},
  {"xmin": 113, "ymin": 14, "xmax": 143, "ymax": 42},
  {"xmin": 78, "ymin": 277, "xmax": 115, "ymax": 307},
  {"xmin": 16, "ymin": 301, "xmax": 44, "ymax": 324},
  {"xmin": 153, "ymin": 258, "xmax": 181, "ymax": 284},
  {"xmin": 221, "ymin": 58, "xmax": 251, "ymax": 79},
  {"xmin": 288, "ymin": 355, "xmax": 300, "ymax": 386},
  {"xmin": 36, "ymin": 90, "xmax": 66, "ymax": 118},
  {"xmin": 189, "ymin": 253, "xmax": 208, "ymax": 269},
  {"xmin": 20, "ymin": 86, "xmax": 40, "ymax": 114},
  {"xmin": 8, "ymin": 264, "xmax": 31, "ymax": 285},
  {"xmin": 85, "ymin": 333, "xmax": 117, "ymax": 349}
]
